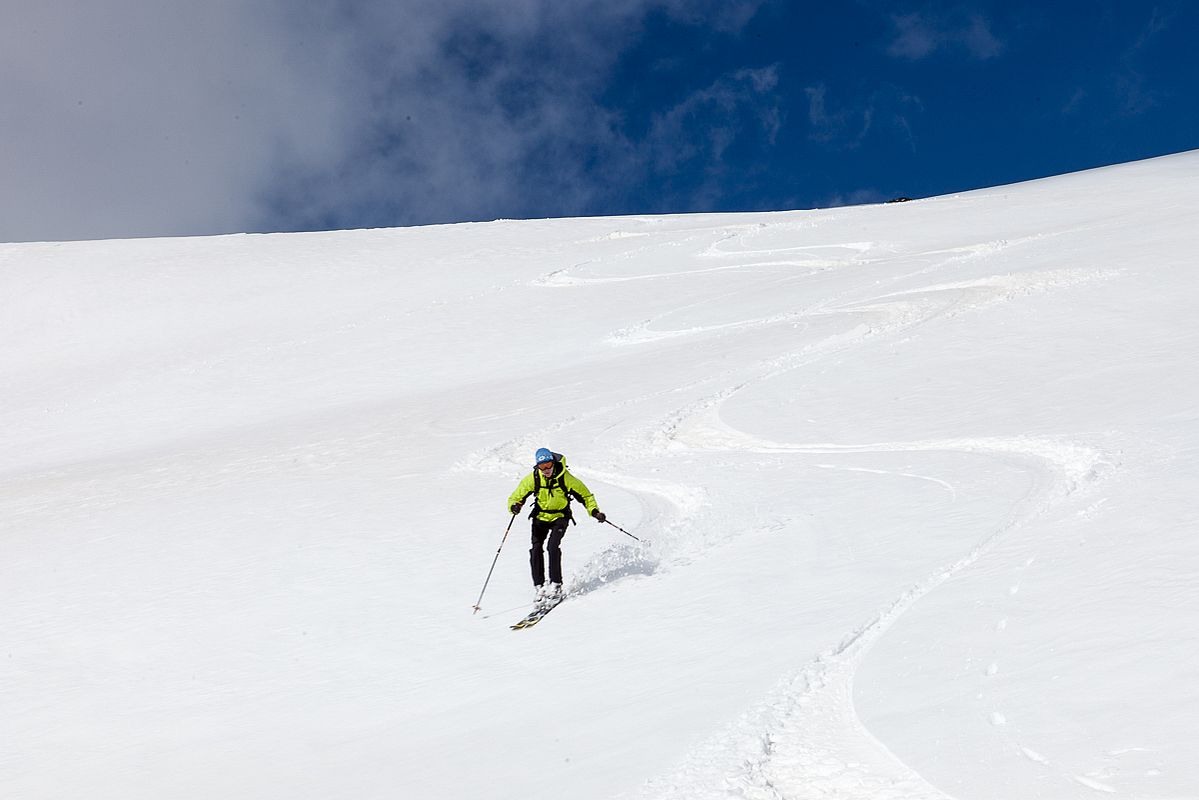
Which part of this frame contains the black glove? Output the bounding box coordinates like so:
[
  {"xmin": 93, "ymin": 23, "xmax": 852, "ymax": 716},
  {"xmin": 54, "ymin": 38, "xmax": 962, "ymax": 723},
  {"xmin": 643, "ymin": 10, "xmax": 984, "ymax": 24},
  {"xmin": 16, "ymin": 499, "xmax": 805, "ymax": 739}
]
[
  {"xmin": 510, "ymin": 503, "xmax": 523, "ymax": 515},
  {"xmin": 592, "ymin": 509, "xmax": 606, "ymax": 523}
]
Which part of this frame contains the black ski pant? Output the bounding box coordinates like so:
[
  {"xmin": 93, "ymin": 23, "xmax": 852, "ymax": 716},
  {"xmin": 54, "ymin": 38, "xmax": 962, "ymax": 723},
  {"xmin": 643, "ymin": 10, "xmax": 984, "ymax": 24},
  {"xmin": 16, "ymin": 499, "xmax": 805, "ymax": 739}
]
[{"xmin": 530, "ymin": 517, "xmax": 569, "ymax": 586}]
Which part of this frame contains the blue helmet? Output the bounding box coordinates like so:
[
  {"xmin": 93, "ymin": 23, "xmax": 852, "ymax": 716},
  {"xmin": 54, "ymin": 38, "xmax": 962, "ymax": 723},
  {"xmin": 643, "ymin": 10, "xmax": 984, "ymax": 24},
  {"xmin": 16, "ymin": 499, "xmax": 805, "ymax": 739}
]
[{"xmin": 535, "ymin": 447, "xmax": 555, "ymax": 465}]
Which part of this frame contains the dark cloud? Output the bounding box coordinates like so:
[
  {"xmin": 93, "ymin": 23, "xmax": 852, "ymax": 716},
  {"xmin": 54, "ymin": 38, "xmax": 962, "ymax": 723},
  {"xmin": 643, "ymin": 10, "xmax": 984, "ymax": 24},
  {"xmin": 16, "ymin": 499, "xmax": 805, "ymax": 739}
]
[
  {"xmin": 0, "ymin": 1, "xmax": 349, "ymax": 242},
  {"xmin": 0, "ymin": 0, "xmax": 773, "ymax": 242},
  {"xmin": 268, "ymin": 1, "xmax": 778, "ymax": 231}
]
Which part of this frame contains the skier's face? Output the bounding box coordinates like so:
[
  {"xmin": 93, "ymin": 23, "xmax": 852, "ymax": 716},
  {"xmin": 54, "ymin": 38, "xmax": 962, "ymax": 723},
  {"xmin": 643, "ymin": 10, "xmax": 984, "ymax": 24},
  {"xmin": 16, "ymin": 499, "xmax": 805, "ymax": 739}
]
[{"xmin": 537, "ymin": 461, "xmax": 554, "ymax": 476}]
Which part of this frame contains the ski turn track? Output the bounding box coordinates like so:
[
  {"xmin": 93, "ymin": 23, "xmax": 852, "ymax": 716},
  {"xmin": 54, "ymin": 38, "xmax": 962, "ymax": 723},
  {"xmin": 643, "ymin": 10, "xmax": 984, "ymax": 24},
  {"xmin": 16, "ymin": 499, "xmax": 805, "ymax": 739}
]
[{"xmin": 626, "ymin": 408, "xmax": 1117, "ymax": 800}]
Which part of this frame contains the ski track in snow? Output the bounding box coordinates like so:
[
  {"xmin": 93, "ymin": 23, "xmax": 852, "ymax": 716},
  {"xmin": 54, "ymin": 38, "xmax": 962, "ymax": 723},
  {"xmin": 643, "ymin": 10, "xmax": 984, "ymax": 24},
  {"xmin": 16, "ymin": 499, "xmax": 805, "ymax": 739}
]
[
  {"xmin": 487, "ymin": 223, "xmax": 1125, "ymax": 799},
  {"xmin": 625, "ymin": 410, "xmax": 1116, "ymax": 799}
]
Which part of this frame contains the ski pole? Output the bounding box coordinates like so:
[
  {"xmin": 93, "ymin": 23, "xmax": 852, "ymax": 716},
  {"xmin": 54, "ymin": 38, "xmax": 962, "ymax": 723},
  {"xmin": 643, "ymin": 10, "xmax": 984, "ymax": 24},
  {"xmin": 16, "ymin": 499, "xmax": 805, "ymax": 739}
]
[
  {"xmin": 604, "ymin": 518, "xmax": 649, "ymax": 546},
  {"xmin": 473, "ymin": 513, "xmax": 517, "ymax": 614}
]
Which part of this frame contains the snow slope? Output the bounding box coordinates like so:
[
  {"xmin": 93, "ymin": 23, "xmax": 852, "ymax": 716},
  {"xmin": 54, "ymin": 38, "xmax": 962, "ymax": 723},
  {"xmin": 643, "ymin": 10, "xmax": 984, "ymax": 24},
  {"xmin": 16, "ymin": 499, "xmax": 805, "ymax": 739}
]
[{"xmin": 3, "ymin": 152, "xmax": 1198, "ymax": 800}]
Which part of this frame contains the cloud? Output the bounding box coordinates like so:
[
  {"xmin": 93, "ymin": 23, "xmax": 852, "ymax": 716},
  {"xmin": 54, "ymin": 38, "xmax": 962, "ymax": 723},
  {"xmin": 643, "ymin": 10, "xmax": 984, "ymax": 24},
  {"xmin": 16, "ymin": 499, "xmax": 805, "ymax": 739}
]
[
  {"xmin": 0, "ymin": 0, "xmax": 774, "ymax": 242},
  {"xmin": 1114, "ymin": 72, "xmax": 1157, "ymax": 116},
  {"xmin": 886, "ymin": 11, "xmax": 1003, "ymax": 61},
  {"xmin": 648, "ymin": 66, "xmax": 782, "ymax": 170},
  {"xmin": 804, "ymin": 83, "xmax": 922, "ymax": 151},
  {"xmin": 270, "ymin": 1, "xmax": 781, "ymax": 229},
  {"xmin": 267, "ymin": 1, "xmax": 649, "ymax": 230},
  {"xmin": 655, "ymin": 0, "xmax": 765, "ymax": 32},
  {"xmin": 633, "ymin": 65, "xmax": 783, "ymax": 210},
  {"xmin": 1112, "ymin": 7, "xmax": 1171, "ymax": 116},
  {"xmin": 1128, "ymin": 5, "xmax": 1171, "ymax": 54},
  {"xmin": 1061, "ymin": 8, "xmax": 1169, "ymax": 120},
  {"xmin": 805, "ymin": 84, "xmax": 872, "ymax": 148},
  {"xmin": 0, "ymin": 1, "xmax": 349, "ymax": 242},
  {"xmin": 1062, "ymin": 87, "xmax": 1088, "ymax": 115}
]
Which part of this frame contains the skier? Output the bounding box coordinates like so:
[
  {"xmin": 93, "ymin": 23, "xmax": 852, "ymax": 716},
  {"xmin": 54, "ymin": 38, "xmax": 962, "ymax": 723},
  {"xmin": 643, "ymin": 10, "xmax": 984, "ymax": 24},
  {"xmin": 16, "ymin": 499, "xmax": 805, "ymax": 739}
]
[{"xmin": 507, "ymin": 448, "xmax": 605, "ymax": 608}]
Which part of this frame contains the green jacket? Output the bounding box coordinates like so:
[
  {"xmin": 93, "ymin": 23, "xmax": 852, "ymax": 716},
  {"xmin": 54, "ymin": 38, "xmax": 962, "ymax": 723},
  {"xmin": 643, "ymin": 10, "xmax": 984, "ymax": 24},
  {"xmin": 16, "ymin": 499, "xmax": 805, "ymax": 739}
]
[{"xmin": 508, "ymin": 461, "xmax": 599, "ymax": 522}]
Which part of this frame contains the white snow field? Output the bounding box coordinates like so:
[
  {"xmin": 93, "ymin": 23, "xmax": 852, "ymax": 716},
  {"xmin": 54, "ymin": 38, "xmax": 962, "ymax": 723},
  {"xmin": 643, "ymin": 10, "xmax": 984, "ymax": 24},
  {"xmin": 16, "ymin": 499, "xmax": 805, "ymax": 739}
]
[{"xmin": 4, "ymin": 151, "xmax": 1198, "ymax": 800}]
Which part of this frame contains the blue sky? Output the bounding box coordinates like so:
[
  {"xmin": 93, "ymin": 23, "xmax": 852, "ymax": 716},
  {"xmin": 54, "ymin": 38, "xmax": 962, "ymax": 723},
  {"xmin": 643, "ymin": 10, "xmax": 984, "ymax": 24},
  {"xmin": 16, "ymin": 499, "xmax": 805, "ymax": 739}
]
[{"xmin": 2, "ymin": 1, "xmax": 1196, "ymax": 242}]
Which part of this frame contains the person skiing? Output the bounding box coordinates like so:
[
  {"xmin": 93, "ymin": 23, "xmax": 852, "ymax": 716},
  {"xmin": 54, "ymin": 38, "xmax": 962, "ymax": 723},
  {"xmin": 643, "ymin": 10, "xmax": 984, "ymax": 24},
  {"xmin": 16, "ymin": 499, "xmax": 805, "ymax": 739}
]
[{"xmin": 507, "ymin": 448, "xmax": 605, "ymax": 608}]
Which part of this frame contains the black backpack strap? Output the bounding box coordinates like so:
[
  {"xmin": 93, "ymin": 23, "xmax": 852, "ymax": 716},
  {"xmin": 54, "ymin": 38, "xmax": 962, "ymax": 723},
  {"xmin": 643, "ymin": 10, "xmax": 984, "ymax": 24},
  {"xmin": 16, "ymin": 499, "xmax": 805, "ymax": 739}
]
[{"xmin": 529, "ymin": 465, "xmax": 576, "ymax": 524}]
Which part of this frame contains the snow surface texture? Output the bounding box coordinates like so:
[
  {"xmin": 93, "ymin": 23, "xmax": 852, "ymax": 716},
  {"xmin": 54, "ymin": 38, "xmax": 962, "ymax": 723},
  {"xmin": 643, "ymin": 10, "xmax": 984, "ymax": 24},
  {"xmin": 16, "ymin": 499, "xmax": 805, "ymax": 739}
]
[{"xmin": 3, "ymin": 152, "xmax": 1198, "ymax": 800}]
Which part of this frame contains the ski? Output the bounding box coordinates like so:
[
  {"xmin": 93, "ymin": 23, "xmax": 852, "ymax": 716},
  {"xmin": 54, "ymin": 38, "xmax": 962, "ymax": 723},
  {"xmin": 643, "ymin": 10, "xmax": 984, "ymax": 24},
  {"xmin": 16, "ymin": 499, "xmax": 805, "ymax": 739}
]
[{"xmin": 510, "ymin": 598, "xmax": 563, "ymax": 630}]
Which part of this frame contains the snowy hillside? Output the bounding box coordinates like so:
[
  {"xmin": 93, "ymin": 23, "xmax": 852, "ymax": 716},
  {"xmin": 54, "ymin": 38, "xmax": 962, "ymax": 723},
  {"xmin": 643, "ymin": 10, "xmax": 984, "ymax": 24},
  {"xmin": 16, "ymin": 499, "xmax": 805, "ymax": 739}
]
[{"xmin": 3, "ymin": 152, "xmax": 1198, "ymax": 800}]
